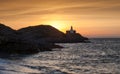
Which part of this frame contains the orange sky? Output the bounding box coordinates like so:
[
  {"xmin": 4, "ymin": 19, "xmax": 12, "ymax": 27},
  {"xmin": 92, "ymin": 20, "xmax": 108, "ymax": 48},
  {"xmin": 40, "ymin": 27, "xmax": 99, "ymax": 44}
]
[{"xmin": 0, "ymin": 0, "xmax": 120, "ymax": 38}]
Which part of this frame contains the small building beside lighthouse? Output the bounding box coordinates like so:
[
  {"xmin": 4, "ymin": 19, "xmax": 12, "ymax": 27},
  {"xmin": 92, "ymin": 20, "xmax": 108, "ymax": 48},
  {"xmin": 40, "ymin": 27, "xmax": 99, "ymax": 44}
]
[{"xmin": 66, "ymin": 26, "xmax": 76, "ymax": 34}]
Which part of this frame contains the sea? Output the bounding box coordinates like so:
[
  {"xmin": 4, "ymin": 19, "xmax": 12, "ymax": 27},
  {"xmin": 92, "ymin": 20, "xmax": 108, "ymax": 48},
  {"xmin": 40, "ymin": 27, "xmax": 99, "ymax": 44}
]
[{"xmin": 0, "ymin": 38, "xmax": 120, "ymax": 74}]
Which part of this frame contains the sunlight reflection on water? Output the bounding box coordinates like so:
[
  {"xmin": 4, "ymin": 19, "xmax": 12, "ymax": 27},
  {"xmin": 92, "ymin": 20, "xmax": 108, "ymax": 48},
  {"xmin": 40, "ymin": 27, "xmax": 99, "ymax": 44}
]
[{"xmin": 0, "ymin": 39, "xmax": 120, "ymax": 74}]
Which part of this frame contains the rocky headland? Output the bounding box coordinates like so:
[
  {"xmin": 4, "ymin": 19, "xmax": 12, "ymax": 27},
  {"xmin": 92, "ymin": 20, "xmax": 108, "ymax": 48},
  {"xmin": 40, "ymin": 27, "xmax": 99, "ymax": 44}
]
[{"xmin": 0, "ymin": 23, "xmax": 89, "ymax": 54}]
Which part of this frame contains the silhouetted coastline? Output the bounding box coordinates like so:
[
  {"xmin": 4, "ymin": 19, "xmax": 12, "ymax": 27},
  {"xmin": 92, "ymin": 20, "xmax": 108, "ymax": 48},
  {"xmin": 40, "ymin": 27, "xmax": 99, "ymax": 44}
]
[{"xmin": 0, "ymin": 23, "xmax": 89, "ymax": 54}]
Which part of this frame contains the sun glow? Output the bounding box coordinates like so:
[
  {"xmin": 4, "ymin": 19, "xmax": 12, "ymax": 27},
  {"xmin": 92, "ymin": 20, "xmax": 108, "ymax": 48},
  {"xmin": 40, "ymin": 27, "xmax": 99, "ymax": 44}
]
[{"xmin": 43, "ymin": 20, "xmax": 68, "ymax": 33}]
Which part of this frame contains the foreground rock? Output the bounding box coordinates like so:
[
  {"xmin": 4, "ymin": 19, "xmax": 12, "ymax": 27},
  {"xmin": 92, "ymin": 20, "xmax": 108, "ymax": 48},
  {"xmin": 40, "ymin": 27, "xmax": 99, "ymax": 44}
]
[{"xmin": 0, "ymin": 40, "xmax": 62, "ymax": 54}]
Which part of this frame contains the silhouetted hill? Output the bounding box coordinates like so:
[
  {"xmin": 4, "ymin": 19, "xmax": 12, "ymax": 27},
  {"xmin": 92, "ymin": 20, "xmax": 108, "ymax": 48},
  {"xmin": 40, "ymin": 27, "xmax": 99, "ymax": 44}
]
[
  {"xmin": 0, "ymin": 24, "xmax": 88, "ymax": 43},
  {"xmin": 18, "ymin": 25, "xmax": 65, "ymax": 38},
  {"xmin": 17, "ymin": 25, "xmax": 89, "ymax": 43},
  {"xmin": 18, "ymin": 25, "xmax": 65, "ymax": 43}
]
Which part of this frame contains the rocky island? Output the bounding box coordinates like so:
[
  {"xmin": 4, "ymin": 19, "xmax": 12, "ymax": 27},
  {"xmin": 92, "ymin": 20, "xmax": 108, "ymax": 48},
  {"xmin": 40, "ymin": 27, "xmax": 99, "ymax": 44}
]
[{"xmin": 0, "ymin": 23, "xmax": 89, "ymax": 54}]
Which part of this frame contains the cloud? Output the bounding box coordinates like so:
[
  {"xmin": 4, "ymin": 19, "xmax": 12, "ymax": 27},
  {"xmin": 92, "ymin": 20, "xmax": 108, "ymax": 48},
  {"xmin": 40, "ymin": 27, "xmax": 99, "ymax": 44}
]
[
  {"xmin": 0, "ymin": 0, "xmax": 120, "ymax": 21},
  {"xmin": 0, "ymin": 0, "xmax": 120, "ymax": 15}
]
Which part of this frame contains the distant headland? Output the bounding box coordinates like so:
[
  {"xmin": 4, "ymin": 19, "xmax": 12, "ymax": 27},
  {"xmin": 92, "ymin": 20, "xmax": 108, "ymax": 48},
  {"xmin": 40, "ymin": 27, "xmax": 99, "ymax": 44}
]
[{"xmin": 0, "ymin": 23, "xmax": 89, "ymax": 54}]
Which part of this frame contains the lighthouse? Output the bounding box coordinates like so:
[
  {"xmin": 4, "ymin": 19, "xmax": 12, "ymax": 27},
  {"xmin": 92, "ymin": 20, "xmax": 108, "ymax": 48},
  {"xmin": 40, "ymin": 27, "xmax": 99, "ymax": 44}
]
[{"xmin": 66, "ymin": 26, "xmax": 76, "ymax": 34}]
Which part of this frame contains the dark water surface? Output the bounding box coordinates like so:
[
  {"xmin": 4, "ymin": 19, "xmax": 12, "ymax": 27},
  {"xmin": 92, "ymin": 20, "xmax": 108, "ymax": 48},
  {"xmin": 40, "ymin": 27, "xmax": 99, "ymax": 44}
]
[{"xmin": 0, "ymin": 39, "xmax": 120, "ymax": 74}]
